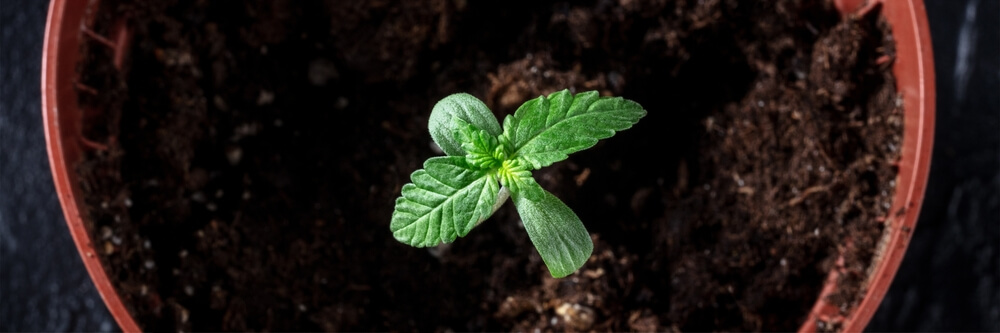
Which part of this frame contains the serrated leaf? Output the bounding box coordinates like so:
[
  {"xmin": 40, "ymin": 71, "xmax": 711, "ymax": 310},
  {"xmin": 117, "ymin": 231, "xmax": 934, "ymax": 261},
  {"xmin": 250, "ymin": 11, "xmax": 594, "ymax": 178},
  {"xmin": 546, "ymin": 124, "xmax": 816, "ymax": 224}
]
[
  {"xmin": 457, "ymin": 120, "xmax": 505, "ymax": 170},
  {"xmin": 513, "ymin": 188, "xmax": 594, "ymax": 278},
  {"xmin": 501, "ymin": 90, "xmax": 646, "ymax": 169},
  {"xmin": 391, "ymin": 156, "xmax": 499, "ymax": 247},
  {"xmin": 429, "ymin": 93, "xmax": 502, "ymax": 156},
  {"xmin": 498, "ymin": 159, "xmax": 544, "ymax": 202}
]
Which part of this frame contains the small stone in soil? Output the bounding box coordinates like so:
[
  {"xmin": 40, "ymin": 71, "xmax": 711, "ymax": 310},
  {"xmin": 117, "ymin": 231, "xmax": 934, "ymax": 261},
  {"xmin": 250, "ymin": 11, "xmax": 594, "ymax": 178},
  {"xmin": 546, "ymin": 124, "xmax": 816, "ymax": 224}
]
[
  {"xmin": 555, "ymin": 303, "xmax": 595, "ymax": 330},
  {"xmin": 100, "ymin": 226, "xmax": 112, "ymax": 240},
  {"xmin": 582, "ymin": 268, "xmax": 605, "ymax": 279}
]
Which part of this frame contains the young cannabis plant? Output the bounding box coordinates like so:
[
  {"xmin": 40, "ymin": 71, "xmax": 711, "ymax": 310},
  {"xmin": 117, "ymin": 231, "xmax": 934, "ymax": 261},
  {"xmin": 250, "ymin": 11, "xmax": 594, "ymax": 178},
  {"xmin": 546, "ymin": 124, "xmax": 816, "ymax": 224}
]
[{"xmin": 390, "ymin": 89, "xmax": 646, "ymax": 278}]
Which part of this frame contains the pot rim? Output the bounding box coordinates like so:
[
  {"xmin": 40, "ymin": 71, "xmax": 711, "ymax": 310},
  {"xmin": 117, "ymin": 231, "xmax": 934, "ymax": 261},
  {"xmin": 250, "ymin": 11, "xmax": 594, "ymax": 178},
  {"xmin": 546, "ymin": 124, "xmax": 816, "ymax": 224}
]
[{"xmin": 42, "ymin": 0, "xmax": 140, "ymax": 331}]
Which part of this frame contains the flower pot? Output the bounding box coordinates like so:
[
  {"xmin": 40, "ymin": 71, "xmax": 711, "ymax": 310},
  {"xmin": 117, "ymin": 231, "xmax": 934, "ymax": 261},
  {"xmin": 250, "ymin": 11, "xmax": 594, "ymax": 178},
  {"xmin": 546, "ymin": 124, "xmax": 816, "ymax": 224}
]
[
  {"xmin": 42, "ymin": 0, "xmax": 137, "ymax": 331},
  {"xmin": 801, "ymin": 0, "xmax": 935, "ymax": 331},
  {"xmin": 42, "ymin": 0, "xmax": 933, "ymax": 331}
]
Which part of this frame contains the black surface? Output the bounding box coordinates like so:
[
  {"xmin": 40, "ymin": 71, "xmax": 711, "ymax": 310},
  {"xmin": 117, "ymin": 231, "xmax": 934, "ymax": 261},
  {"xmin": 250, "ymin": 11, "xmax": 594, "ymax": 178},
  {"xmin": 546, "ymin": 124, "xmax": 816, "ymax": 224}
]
[
  {"xmin": 1, "ymin": 1, "xmax": 116, "ymax": 331},
  {"xmin": 1, "ymin": 0, "xmax": 996, "ymax": 331},
  {"xmin": 867, "ymin": 0, "xmax": 1000, "ymax": 331}
]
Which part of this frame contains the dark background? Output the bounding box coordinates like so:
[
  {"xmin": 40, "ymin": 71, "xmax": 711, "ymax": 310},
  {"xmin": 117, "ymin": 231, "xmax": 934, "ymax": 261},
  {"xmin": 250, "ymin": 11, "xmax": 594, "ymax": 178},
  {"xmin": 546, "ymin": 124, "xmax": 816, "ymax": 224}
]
[{"xmin": 1, "ymin": 0, "xmax": 996, "ymax": 331}]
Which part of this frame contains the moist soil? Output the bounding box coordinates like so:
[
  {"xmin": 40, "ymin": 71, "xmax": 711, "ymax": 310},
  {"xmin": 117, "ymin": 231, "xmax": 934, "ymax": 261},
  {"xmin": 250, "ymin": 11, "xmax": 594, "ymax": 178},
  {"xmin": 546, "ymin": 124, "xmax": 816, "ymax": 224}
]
[{"xmin": 76, "ymin": 0, "xmax": 902, "ymax": 331}]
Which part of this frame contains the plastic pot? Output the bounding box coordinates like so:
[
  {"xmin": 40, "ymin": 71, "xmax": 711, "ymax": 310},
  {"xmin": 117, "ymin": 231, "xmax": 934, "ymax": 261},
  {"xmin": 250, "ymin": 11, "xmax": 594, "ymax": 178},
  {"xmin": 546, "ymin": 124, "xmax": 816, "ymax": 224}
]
[
  {"xmin": 42, "ymin": 0, "xmax": 933, "ymax": 331},
  {"xmin": 799, "ymin": 0, "xmax": 935, "ymax": 331},
  {"xmin": 42, "ymin": 0, "xmax": 138, "ymax": 331}
]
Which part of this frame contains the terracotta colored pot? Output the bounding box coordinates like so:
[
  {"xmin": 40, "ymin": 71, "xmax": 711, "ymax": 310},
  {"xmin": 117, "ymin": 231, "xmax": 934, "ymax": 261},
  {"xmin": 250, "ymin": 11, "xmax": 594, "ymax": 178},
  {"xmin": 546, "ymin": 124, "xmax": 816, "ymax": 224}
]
[
  {"xmin": 42, "ymin": 0, "xmax": 933, "ymax": 331},
  {"xmin": 42, "ymin": 0, "xmax": 139, "ymax": 331},
  {"xmin": 798, "ymin": 0, "xmax": 935, "ymax": 331}
]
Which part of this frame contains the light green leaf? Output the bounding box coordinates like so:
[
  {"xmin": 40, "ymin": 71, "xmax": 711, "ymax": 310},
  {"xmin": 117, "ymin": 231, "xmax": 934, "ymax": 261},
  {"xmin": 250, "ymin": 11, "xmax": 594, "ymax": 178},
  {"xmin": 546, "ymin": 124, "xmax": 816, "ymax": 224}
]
[
  {"xmin": 429, "ymin": 93, "xmax": 502, "ymax": 156},
  {"xmin": 498, "ymin": 159, "xmax": 544, "ymax": 202},
  {"xmin": 391, "ymin": 156, "xmax": 499, "ymax": 247},
  {"xmin": 501, "ymin": 90, "xmax": 646, "ymax": 169},
  {"xmin": 513, "ymin": 188, "xmax": 594, "ymax": 278},
  {"xmin": 457, "ymin": 120, "xmax": 505, "ymax": 170}
]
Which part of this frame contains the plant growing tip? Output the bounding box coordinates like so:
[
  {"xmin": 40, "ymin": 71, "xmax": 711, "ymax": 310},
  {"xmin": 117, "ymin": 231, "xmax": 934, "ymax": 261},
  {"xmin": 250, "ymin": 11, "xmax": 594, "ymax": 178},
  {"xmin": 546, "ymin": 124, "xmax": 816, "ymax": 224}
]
[{"xmin": 391, "ymin": 89, "xmax": 646, "ymax": 278}]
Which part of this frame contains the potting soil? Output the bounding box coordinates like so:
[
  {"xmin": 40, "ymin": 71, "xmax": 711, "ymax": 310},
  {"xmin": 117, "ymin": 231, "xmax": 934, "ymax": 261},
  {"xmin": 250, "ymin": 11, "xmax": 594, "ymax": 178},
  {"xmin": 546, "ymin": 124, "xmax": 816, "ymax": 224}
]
[{"xmin": 77, "ymin": 0, "xmax": 902, "ymax": 331}]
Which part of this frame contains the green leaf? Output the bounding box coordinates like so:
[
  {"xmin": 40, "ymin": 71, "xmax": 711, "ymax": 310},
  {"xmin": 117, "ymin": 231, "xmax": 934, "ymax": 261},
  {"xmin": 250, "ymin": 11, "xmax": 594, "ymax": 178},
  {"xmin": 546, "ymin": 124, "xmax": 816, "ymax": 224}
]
[
  {"xmin": 391, "ymin": 156, "xmax": 499, "ymax": 247},
  {"xmin": 457, "ymin": 120, "xmax": 505, "ymax": 170},
  {"xmin": 498, "ymin": 159, "xmax": 544, "ymax": 202},
  {"xmin": 501, "ymin": 90, "xmax": 647, "ymax": 169},
  {"xmin": 513, "ymin": 188, "xmax": 594, "ymax": 278},
  {"xmin": 429, "ymin": 93, "xmax": 502, "ymax": 156}
]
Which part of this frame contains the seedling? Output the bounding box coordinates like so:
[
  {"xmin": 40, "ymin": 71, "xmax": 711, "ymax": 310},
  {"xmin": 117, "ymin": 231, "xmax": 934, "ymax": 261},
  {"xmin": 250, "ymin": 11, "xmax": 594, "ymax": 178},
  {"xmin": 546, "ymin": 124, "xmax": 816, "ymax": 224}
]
[{"xmin": 390, "ymin": 89, "xmax": 646, "ymax": 278}]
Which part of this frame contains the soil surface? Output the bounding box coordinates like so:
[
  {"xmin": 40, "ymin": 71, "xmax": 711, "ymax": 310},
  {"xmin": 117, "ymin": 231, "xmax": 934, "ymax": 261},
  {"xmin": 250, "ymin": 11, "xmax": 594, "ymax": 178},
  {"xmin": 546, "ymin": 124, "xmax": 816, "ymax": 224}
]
[{"xmin": 76, "ymin": 0, "xmax": 901, "ymax": 331}]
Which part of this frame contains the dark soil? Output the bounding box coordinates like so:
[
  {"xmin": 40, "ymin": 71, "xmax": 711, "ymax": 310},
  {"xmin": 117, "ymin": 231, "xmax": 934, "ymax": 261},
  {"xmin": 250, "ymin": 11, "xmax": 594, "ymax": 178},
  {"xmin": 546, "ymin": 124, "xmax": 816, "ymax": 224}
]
[{"xmin": 76, "ymin": 0, "xmax": 902, "ymax": 331}]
